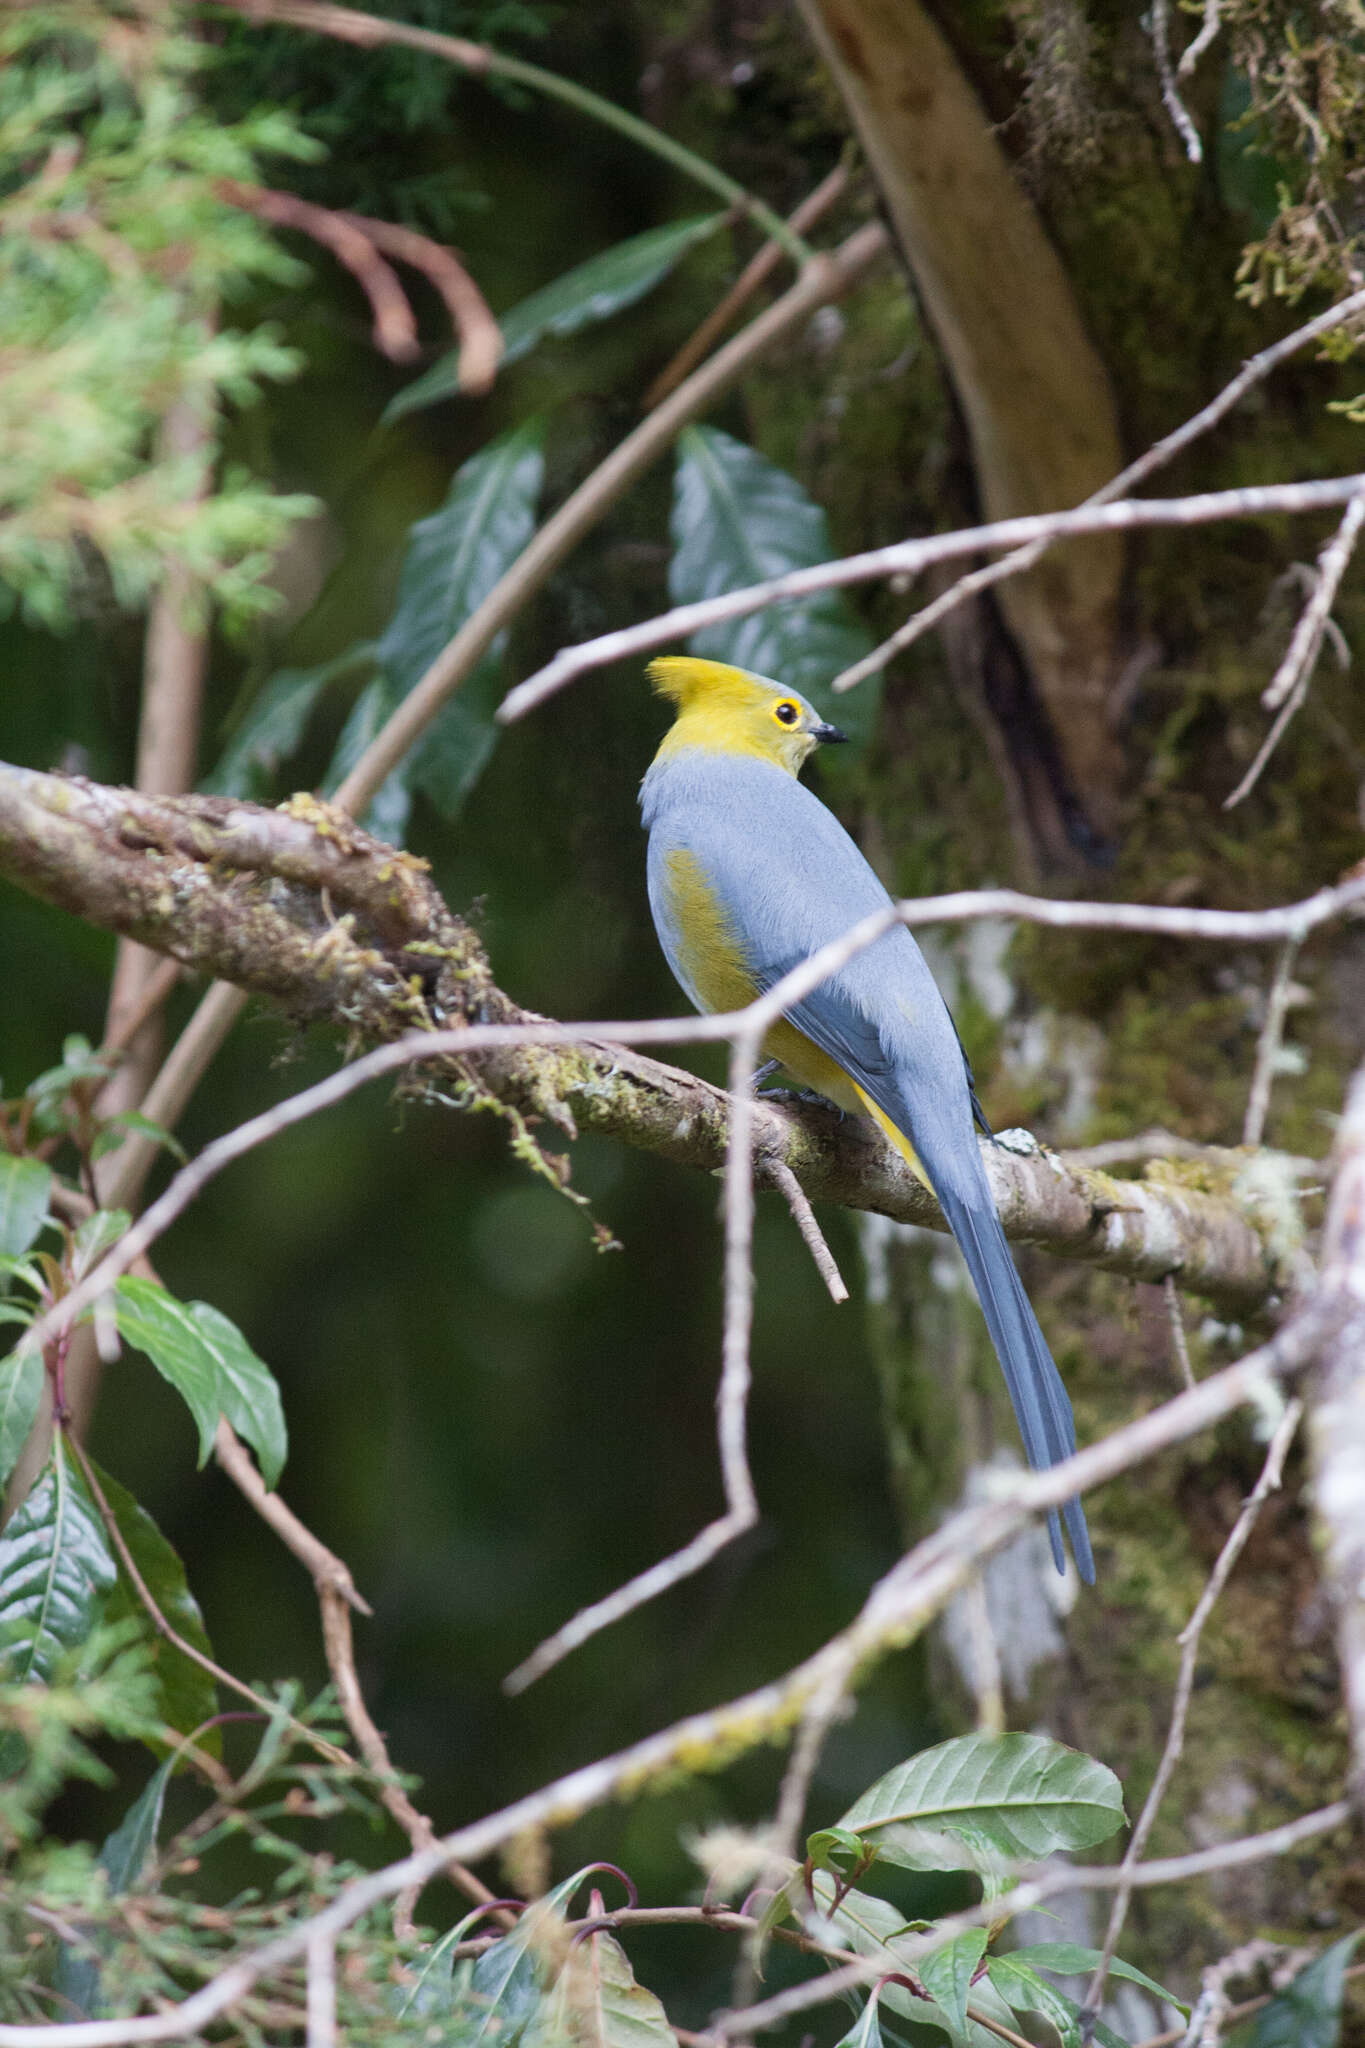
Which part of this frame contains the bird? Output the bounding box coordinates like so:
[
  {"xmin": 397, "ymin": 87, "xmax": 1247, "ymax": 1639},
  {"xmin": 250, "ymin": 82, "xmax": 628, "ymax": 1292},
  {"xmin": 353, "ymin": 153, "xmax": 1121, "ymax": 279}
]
[{"xmin": 639, "ymin": 654, "xmax": 1093, "ymax": 1583}]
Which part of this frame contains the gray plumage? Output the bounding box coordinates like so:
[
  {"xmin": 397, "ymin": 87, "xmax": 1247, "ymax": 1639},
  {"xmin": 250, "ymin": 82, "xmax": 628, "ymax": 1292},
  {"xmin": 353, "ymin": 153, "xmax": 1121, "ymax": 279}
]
[{"xmin": 642, "ymin": 746, "xmax": 1093, "ymax": 1583}]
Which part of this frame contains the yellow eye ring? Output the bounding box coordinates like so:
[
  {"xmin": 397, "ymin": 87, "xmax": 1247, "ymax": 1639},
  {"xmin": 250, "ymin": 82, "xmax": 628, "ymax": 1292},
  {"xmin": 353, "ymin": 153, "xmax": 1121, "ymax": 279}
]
[{"xmin": 773, "ymin": 701, "xmax": 800, "ymax": 727}]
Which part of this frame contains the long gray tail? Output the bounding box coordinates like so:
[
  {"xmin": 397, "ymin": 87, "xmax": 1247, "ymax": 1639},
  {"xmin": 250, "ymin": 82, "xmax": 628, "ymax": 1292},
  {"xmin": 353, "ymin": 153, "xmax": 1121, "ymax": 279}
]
[{"xmin": 937, "ymin": 1188, "xmax": 1094, "ymax": 1583}]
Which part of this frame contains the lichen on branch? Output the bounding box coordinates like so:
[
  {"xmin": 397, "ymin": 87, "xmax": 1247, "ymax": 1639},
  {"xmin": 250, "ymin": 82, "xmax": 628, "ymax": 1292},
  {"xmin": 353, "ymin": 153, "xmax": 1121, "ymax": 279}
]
[{"xmin": 0, "ymin": 761, "xmax": 1295, "ymax": 1310}]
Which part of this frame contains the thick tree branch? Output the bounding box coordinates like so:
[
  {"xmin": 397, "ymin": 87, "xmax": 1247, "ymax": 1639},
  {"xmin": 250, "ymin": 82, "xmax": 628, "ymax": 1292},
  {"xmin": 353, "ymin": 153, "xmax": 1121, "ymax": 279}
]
[{"xmin": 0, "ymin": 764, "xmax": 1334, "ymax": 1311}]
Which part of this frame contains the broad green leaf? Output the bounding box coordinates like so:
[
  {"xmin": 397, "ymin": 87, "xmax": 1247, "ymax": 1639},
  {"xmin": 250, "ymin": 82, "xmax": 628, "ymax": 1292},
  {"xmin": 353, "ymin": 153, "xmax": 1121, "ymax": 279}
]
[
  {"xmin": 100, "ymin": 1755, "xmax": 175, "ymax": 1889},
  {"xmin": 322, "ymin": 420, "xmax": 546, "ymax": 839},
  {"xmin": 1010, "ymin": 1942, "xmax": 1185, "ymax": 2013},
  {"xmin": 324, "ymin": 676, "xmax": 411, "ymax": 845},
  {"xmin": 77, "ymin": 1457, "xmax": 219, "ymax": 1747},
  {"xmin": 91, "ymin": 1113, "xmax": 186, "ymax": 1165},
  {"xmin": 382, "ymin": 213, "xmax": 727, "ymax": 422},
  {"xmin": 0, "ymin": 1446, "xmax": 116, "ymax": 1684},
  {"xmin": 1239, "ymin": 1931, "xmax": 1363, "ymax": 2047},
  {"xmin": 451, "ymin": 1869, "xmax": 594, "ymax": 2043},
  {"xmin": 113, "ymin": 1279, "xmax": 287, "ymax": 1488},
  {"xmin": 669, "ymin": 424, "xmax": 878, "ymax": 746},
  {"xmin": 918, "ymin": 1931, "xmax": 988, "ymax": 2043},
  {"xmin": 70, "ymin": 1208, "xmax": 131, "ymax": 1283},
  {"xmin": 54, "ymin": 1755, "xmax": 176, "ymax": 2015},
  {"xmin": 834, "ymin": 1990, "xmax": 888, "ymax": 2048},
  {"xmin": 808, "ymin": 1825, "xmax": 873, "ymax": 1877},
  {"xmin": 376, "ymin": 416, "xmax": 546, "ymax": 820},
  {"xmin": 986, "ymin": 1957, "xmax": 1082, "ymax": 2048},
  {"xmin": 395, "ymin": 1905, "xmax": 501, "ymax": 2022},
  {"xmin": 0, "ymin": 1157, "xmax": 51, "ymax": 1257},
  {"xmin": 808, "ymin": 1873, "xmax": 962, "ymax": 2043},
  {"xmin": 523, "ymin": 1927, "xmax": 679, "ymax": 2048},
  {"xmin": 205, "ymin": 646, "xmax": 376, "ymax": 798},
  {"xmin": 836, "ymin": 1734, "xmax": 1126, "ymax": 1870},
  {"xmin": 0, "ymin": 1348, "xmax": 43, "ymax": 1490}
]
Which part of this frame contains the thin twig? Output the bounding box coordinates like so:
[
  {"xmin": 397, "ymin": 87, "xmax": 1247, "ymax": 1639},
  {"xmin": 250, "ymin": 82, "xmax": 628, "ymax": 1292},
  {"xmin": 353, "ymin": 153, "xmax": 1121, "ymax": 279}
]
[
  {"xmin": 218, "ymin": 182, "xmax": 419, "ymax": 360},
  {"xmin": 825, "ymin": 282, "xmax": 1365, "ymax": 695},
  {"xmin": 1132, "ymin": 1961, "xmax": 1365, "ymax": 2048},
  {"xmin": 1081, "ymin": 1398, "xmax": 1304, "ymax": 2032},
  {"xmin": 762, "ymin": 1156, "xmax": 848, "ymax": 1301},
  {"xmin": 503, "ymin": 474, "xmax": 1365, "ymax": 719},
  {"xmin": 1059, "ymin": 1129, "xmax": 1317, "ymax": 1177},
  {"xmin": 503, "ymin": 1027, "xmax": 766, "ymax": 1693},
  {"xmin": 17, "ymin": 867, "xmax": 1365, "ymax": 1373},
  {"xmin": 305, "ymin": 1931, "xmax": 335, "ymax": 2048},
  {"xmin": 1224, "ymin": 489, "xmax": 1365, "ymax": 809},
  {"xmin": 63, "ymin": 1428, "xmax": 353, "ymax": 1770},
  {"xmin": 1149, "ymin": 0, "xmax": 1204, "ymax": 162},
  {"xmin": 1163, "ymin": 1275, "xmax": 1197, "ymax": 1392},
  {"xmin": 1243, "ymin": 939, "xmax": 1301, "ymax": 1147},
  {"xmin": 1263, "ymin": 491, "xmax": 1365, "ymax": 711},
  {"xmin": 1177, "ymin": 0, "xmax": 1223, "ymax": 78},
  {"xmin": 340, "ymin": 209, "xmax": 500, "ymax": 392},
  {"xmin": 211, "ymin": 1419, "xmax": 508, "ymax": 1920},
  {"xmin": 642, "ymin": 162, "xmax": 850, "ymax": 409}
]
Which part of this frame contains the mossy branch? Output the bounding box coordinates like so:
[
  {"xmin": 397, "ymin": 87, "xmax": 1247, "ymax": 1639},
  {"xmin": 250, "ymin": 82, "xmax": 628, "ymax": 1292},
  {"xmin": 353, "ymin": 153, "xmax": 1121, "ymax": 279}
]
[{"xmin": 0, "ymin": 760, "xmax": 1300, "ymax": 1311}]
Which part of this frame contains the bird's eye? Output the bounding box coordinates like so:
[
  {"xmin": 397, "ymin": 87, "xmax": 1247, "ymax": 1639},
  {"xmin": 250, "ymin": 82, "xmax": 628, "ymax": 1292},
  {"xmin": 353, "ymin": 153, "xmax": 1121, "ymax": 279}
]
[{"xmin": 773, "ymin": 701, "xmax": 800, "ymax": 726}]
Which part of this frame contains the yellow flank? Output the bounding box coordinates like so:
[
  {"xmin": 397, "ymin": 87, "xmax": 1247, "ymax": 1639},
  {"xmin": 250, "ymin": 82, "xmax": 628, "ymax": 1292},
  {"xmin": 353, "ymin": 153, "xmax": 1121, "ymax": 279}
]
[
  {"xmin": 663, "ymin": 849, "xmax": 863, "ymax": 1111},
  {"xmin": 648, "ymin": 656, "xmax": 819, "ymax": 775},
  {"xmin": 853, "ymin": 1084, "xmax": 932, "ymax": 1190},
  {"xmin": 663, "ymin": 850, "xmax": 757, "ymax": 1013}
]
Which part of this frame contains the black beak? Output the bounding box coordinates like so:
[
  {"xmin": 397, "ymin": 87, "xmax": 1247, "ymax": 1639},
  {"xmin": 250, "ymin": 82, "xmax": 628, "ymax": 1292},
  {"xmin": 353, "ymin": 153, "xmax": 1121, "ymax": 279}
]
[{"xmin": 811, "ymin": 721, "xmax": 848, "ymax": 744}]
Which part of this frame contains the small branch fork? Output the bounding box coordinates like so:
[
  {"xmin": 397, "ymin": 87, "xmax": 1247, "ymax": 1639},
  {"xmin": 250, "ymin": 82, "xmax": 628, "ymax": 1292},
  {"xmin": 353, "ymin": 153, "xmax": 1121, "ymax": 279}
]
[
  {"xmin": 218, "ymin": 182, "xmax": 500, "ymax": 390},
  {"xmin": 829, "ymin": 282, "xmax": 1365, "ymax": 701},
  {"xmin": 1224, "ymin": 488, "xmax": 1365, "ymax": 810}
]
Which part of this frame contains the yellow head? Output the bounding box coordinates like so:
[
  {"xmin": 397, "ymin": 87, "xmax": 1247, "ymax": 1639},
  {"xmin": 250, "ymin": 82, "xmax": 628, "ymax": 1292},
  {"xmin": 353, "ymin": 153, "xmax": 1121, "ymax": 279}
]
[{"xmin": 647, "ymin": 656, "xmax": 846, "ymax": 776}]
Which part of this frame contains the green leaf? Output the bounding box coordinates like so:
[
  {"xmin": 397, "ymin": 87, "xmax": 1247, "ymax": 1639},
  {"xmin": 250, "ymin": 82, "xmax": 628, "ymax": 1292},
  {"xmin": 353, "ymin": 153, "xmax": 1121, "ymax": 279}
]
[
  {"xmin": 113, "ymin": 1278, "xmax": 287, "ymax": 1488},
  {"xmin": 0, "ymin": 1446, "xmax": 116, "ymax": 1685},
  {"xmin": 323, "ymin": 676, "xmax": 412, "ymax": 846},
  {"xmin": 382, "ymin": 213, "xmax": 727, "ymax": 422},
  {"xmin": 0, "ymin": 1348, "xmax": 43, "ymax": 1490},
  {"xmin": 0, "ymin": 1156, "xmax": 51, "ymax": 1257},
  {"xmin": 836, "ymin": 1733, "xmax": 1126, "ymax": 1870},
  {"xmin": 1238, "ymin": 1932, "xmax": 1363, "ymax": 2047},
  {"xmin": 100, "ymin": 1756, "xmax": 175, "ymax": 1889},
  {"xmin": 834, "ymin": 1990, "xmax": 889, "ymax": 2048},
  {"xmin": 808, "ymin": 1874, "xmax": 963, "ymax": 2042},
  {"xmin": 375, "ymin": 416, "xmax": 546, "ymax": 820},
  {"xmin": 808, "ymin": 1825, "xmax": 874, "ymax": 1877},
  {"xmin": 987, "ymin": 1958, "xmax": 1083, "ymax": 2048},
  {"xmin": 76, "ymin": 1457, "xmax": 219, "ymax": 1747},
  {"xmin": 524, "ymin": 1927, "xmax": 679, "ymax": 2048},
  {"xmin": 204, "ymin": 646, "xmax": 376, "ymax": 798},
  {"xmin": 919, "ymin": 1931, "xmax": 988, "ymax": 2044},
  {"xmin": 1010, "ymin": 1942, "xmax": 1185, "ymax": 2013},
  {"xmin": 91, "ymin": 1113, "xmax": 187, "ymax": 1166},
  {"xmin": 669, "ymin": 424, "xmax": 878, "ymax": 746},
  {"xmin": 54, "ymin": 1755, "xmax": 176, "ymax": 2016},
  {"xmin": 70, "ymin": 1209, "xmax": 131, "ymax": 1284}
]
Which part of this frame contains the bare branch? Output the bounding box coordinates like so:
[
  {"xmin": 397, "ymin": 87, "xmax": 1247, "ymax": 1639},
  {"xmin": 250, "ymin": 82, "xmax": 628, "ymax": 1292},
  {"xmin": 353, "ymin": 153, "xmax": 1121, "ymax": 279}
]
[
  {"xmin": 1081, "ymin": 1397, "xmax": 1304, "ymax": 2028},
  {"xmin": 1307, "ymin": 1061, "xmax": 1365, "ymax": 1794},
  {"xmin": 642, "ymin": 163, "xmax": 850, "ymax": 409},
  {"xmin": 835, "ymin": 283, "xmax": 1365, "ymax": 694},
  {"xmin": 8, "ymin": 766, "xmax": 1365, "ymax": 1311},
  {"xmin": 762, "ymin": 1156, "xmax": 848, "ymax": 1302},
  {"xmin": 219, "ymin": 182, "xmax": 420, "ymax": 360},
  {"xmin": 1243, "ymin": 939, "xmax": 1302, "ymax": 1147},
  {"xmin": 1148, "ymin": 0, "xmax": 1204, "ymax": 162},
  {"xmin": 1163, "ymin": 1274, "xmax": 1197, "ymax": 1393},
  {"xmin": 503, "ymin": 474, "xmax": 1365, "ymax": 719},
  {"xmin": 1177, "ymin": 0, "xmax": 1224, "ymax": 78},
  {"xmin": 339, "ymin": 208, "xmax": 501, "ymax": 394}
]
